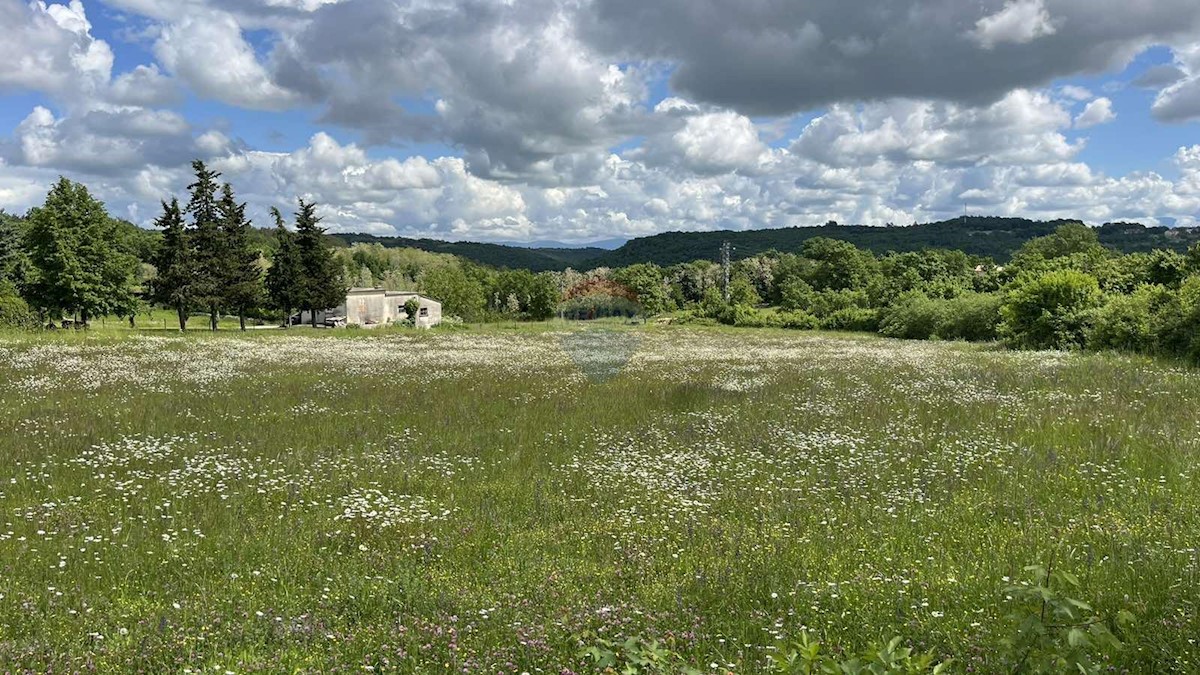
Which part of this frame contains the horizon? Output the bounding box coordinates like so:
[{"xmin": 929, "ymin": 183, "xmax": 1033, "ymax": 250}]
[{"xmin": 1, "ymin": 1, "xmax": 1199, "ymax": 243}]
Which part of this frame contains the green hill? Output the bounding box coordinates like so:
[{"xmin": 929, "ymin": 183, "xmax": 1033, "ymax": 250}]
[
  {"xmin": 328, "ymin": 218, "xmax": 1200, "ymax": 271},
  {"xmin": 587, "ymin": 217, "xmax": 1200, "ymax": 267},
  {"xmin": 330, "ymin": 233, "xmax": 605, "ymax": 271}
]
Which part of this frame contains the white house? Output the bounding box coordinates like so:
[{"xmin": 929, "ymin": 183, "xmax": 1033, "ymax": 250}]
[{"xmin": 299, "ymin": 288, "xmax": 443, "ymax": 328}]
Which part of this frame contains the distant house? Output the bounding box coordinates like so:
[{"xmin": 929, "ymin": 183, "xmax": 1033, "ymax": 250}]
[{"xmin": 298, "ymin": 288, "xmax": 443, "ymax": 328}]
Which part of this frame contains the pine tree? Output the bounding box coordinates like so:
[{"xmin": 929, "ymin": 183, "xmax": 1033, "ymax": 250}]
[
  {"xmin": 186, "ymin": 161, "xmax": 225, "ymax": 331},
  {"xmin": 265, "ymin": 208, "xmax": 303, "ymax": 327},
  {"xmin": 293, "ymin": 200, "xmax": 344, "ymax": 327},
  {"xmin": 24, "ymin": 178, "xmax": 138, "ymax": 326},
  {"xmin": 218, "ymin": 183, "xmax": 263, "ymax": 331},
  {"xmin": 149, "ymin": 198, "xmax": 193, "ymax": 331}
]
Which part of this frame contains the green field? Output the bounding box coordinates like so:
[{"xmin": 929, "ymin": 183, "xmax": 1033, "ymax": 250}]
[{"xmin": 0, "ymin": 326, "xmax": 1197, "ymax": 672}]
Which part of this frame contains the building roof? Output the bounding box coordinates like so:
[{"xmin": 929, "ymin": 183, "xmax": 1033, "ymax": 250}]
[{"xmin": 346, "ymin": 288, "xmax": 440, "ymax": 303}]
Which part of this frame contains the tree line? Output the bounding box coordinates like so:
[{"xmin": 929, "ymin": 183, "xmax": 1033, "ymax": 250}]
[
  {"xmin": 0, "ymin": 168, "xmax": 565, "ymax": 330},
  {"xmin": 7, "ymin": 170, "xmax": 1200, "ymax": 366},
  {"xmin": 0, "ymin": 163, "xmax": 344, "ymax": 330},
  {"xmin": 563, "ymin": 222, "xmax": 1200, "ymax": 363}
]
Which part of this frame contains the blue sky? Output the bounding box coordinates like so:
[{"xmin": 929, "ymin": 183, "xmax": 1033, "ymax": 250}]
[{"xmin": 1, "ymin": 0, "xmax": 1198, "ymax": 242}]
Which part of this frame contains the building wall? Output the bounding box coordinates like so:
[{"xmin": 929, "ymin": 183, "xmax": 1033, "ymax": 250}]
[
  {"xmin": 298, "ymin": 290, "xmax": 442, "ymax": 328},
  {"xmin": 383, "ymin": 292, "xmax": 442, "ymax": 328},
  {"xmin": 345, "ymin": 292, "xmax": 392, "ymax": 326}
]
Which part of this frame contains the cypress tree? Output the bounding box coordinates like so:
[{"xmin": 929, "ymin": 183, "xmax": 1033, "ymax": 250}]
[
  {"xmin": 186, "ymin": 161, "xmax": 225, "ymax": 331},
  {"xmin": 149, "ymin": 198, "xmax": 193, "ymax": 331},
  {"xmin": 265, "ymin": 208, "xmax": 302, "ymax": 327},
  {"xmin": 293, "ymin": 200, "xmax": 344, "ymax": 327},
  {"xmin": 218, "ymin": 183, "xmax": 262, "ymax": 331}
]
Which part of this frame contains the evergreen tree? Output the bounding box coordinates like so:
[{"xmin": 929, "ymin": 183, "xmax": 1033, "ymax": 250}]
[
  {"xmin": 186, "ymin": 161, "xmax": 225, "ymax": 331},
  {"xmin": 218, "ymin": 183, "xmax": 263, "ymax": 331},
  {"xmin": 293, "ymin": 200, "xmax": 344, "ymax": 327},
  {"xmin": 265, "ymin": 208, "xmax": 303, "ymax": 327},
  {"xmin": 24, "ymin": 178, "xmax": 138, "ymax": 326},
  {"xmin": 149, "ymin": 198, "xmax": 193, "ymax": 331}
]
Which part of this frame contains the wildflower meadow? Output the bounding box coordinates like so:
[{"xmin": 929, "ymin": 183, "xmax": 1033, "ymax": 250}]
[{"xmin": 0, "ymin": 325, "xmax": 1197, "ymax": 672}]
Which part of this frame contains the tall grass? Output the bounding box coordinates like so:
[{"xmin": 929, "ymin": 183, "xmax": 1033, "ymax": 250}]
[{"xmin": 0, "ymin": 326, "xmax": 1196, "ymax": 671}]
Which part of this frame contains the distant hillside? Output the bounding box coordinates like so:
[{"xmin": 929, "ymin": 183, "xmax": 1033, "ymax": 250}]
[
  {"xmin": 330, "ymin": 233, "xmax": 605, "ymax": 271},
  {"xmin": 588, "ymin": 217, "xmax": 1200, "ymax": 267},
  {"xmin": 329, "ymin": 218, "xmax": 1200, "ymax": 271}
]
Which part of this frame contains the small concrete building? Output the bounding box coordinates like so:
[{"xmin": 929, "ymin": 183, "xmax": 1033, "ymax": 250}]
[{"xmin": 299, "ymin": 288, "xmax": 443, "ymax": 328}]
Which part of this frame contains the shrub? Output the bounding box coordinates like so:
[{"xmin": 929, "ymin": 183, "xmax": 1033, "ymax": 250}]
[
  {"xmin": 1149, "ymin": 276, "xmax": 1200, "ymax": 362},
  {"xmin": 938, "ymin": 292, "xmax": 1003, "ymax": 342},
  {"xmin": 879, "ymin": 292, "xmax": 945, "ymax": 340},
  {"xmin": 779, "ymin": 277, "xmax": 815, "ymax": 312},
  {"xmin": 1000, "ymin": 270, "xmax": 1102, "ymax": 350},
  {"xmin": 819, "ymin": 307, "xmax": 879, "ymax": 332},
  {"xmin": 1088, "ymin": 285, "xmax": 1171, "ymax": 353},
  {"xmin": 999, "ymin": 563, "xmax": 1132, "ymax": 674},
  {"xmin": 0, "ymin": 283, "xmax": 36, "ymax": 329},
  {"xmin": 777, "ymin": 310, "xmax": 820, "ymax": 330},
  {"xmin": 808, "ymin": 288, "xmax": 870, "ymax": 318}
]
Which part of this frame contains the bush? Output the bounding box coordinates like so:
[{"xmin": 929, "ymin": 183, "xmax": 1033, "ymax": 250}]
[
  {"xmin": 879, "ymin": 292, "xmax": 946, "ymax": 340},
  {"xmin": 779, "ymin": 277, "xmax": 815, "ymax": 311},
  {"xmin": 1000, "ymin": 270, "xmax": 1102, "ymax": 350},
  {"xmin": 819, "ymin": 307, "xmax": 879, "ymax": 332},
  {"xmin": 938, "ymin": 292, "xmax": 1004, "ymax": 342},
  {"xmin": 1149, "ymin": 276, "xmax": 1200, "ymax": 362},
  {"xmin": 808, "ymin": 288, "xmax": 870, "ymax": 318},
  {"xmin": 1088, "ymin": 285, "xmax": 1171, "ymax": 353},
  {"xmin": 777, "ymin": 310, "xmax": 820, "ymax": 330},
  {"xmin": 0, "ymin": 284, "xmax": 36, "ymax": 329},
  {"xmin": 781, "ymin": 281, "xmax": 871, "ymax": 320}
]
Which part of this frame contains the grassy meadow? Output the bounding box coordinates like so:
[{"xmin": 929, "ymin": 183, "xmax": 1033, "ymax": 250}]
[{"xmin": 0, "ymin": 325, "xmax": 1197, "ymax": 672}]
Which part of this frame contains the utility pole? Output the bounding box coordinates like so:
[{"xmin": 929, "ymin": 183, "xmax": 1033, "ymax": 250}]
[{"xmin": 721, "ymin": 241, "xmax": 733, "ymax": 303}]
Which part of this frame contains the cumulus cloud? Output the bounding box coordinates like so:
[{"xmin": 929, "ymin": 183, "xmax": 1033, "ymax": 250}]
[
  {"xmin": 790, "ymin": 90, "xmax": 1079, "ymax": 168},
  {"xmin": 275, "ymin": 0, "xmax": 650, "ymax": 181},
  {"xmin": 108, "ymin": 64, "xmax": 182, "ymax": 107},
  {"xmin": 1152, "ymin": 44, "xmax": 1200, "ymax": 122},
  {"xmin": 971, "ymin": 0, "xmax": 1059, "ymax": 50},
  {"xmin": 579, "ymin": 0, "xmax": 1200, "ymax": 115},
  {"xmin": 0, "ymin": 0, "xmax": 113, "ymax": 99},
  {"xmin": 635, "ymin": 110, "xmax": 774, "ymax": 175},
  {"xmin": 2, "ymin": 0, "xmax": 1200, "ymax": 243},
  {"xmin": 1074, "ymin": 97, "xmax": 1116, "ymax": 128},
  {"xmin": 155, "ymin": 9, "xmax": 302, "ymax": 110},
  {"xmin": 2, "ymin": 105, "xmax": 199, "ymax": 175}
]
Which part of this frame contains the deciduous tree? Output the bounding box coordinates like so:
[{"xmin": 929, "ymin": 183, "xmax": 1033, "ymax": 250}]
[{"xmin": 24, "ymin": 178, "xmax": 138, "ymax": 326}]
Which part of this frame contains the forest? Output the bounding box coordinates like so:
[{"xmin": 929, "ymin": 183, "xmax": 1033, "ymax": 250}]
[{"xmin": 314, "ymin": 217, "xmax": 1200, "ymax": 272}]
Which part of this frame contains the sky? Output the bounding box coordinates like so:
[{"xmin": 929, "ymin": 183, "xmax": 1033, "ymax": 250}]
[{"xmin": 0, "ymin": 0, "xmax": 1199, "ymax": 244}]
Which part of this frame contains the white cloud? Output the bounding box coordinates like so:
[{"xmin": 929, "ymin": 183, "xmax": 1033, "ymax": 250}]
[
  {"xmin": 2, "ymin": 0, "xmax": 1200, "ymax": 244},
  {"xmin": 637, "ymin": 110, "xmax": 774, "ymax": 175},
  {"xmin": 0, "ymin": 0, "xmax": 113, "ymax": 98},
  {"xmin": 1152, "ymin": 44, "xmax": 1200, "ymax": 122},
  {"xmin": 971, "ymin": 0, "xmax": 1060, "ymax": 49},
  {"xmin": 791, "ymin": 90, "xmax": 1078, "ymax": 168},
  {"xmin": 155, "ymin": 9, "xmax": 301, "ymax": 110},
  {"xmin": 1060, "ymin": 85, "xmax": 1093, "ymax": 101},
  {"xmin": 108, "ymin": 64, "xmax": 181, "ymax": 107},
  {"xmin": 1074, "ymin": 97, "xmax": 1116, "ymax": 128}
]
